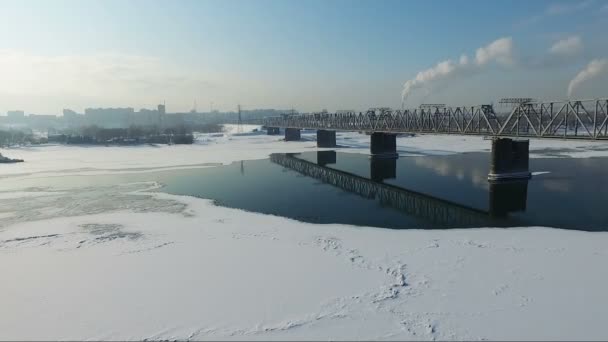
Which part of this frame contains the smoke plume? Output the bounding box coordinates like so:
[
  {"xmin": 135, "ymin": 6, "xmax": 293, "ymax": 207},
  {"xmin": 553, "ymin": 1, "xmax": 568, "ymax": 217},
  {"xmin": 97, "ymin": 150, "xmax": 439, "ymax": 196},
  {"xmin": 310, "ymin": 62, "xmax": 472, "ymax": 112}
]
[
  {"xmin": 567, "ymin": 58, "xmax": 608, "ymax": 97},
  {"xmin": 401, "ymin": 37, "xmax": 514, "ymax": 105}
]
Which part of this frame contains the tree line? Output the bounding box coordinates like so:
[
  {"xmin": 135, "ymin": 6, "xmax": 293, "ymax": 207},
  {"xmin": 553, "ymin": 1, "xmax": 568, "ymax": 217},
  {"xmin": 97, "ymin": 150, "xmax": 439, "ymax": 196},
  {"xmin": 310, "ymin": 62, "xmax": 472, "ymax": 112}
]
[{"xmin": 0, "ymin": 123, "xmax": 225, "ymax": 147}]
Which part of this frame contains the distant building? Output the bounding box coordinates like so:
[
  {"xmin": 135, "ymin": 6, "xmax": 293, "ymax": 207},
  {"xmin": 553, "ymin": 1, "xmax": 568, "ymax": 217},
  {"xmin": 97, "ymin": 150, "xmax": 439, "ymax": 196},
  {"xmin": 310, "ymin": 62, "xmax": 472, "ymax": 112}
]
[
  {"xmin": 133, "ymin": 109, "xmax": 159, "ymax": 127},
  {"xmin": 84, "ymin": 107, "xmax": 133, "ymax": 128},
  {"xmin": 163, "ymin": 113, "xmax": 186, "ymax": 127},
  {"xmin": 129, "ymin": 104, "xmax": 166, "ymax": 127},
  {"xmin": 158, "ymin": 104, "xmax": 166, "ymax": 127},
  {"xmin": 6, "ymin": 110, "xmax": 25, "ymax": 123},
  {"xmin": 27, "ymin": 114, "xmax": 59, "ymax": 128},
  {"xmin": 79, "ymin": 105, "xmax": 168, "ymax": 129},
  {"xmin": 62, "ymin": 109, "xmax": 85, "ymax": 128},
  {"xmin": 62, "ymin": 109, "xmax": 79, "ymax": 117}
]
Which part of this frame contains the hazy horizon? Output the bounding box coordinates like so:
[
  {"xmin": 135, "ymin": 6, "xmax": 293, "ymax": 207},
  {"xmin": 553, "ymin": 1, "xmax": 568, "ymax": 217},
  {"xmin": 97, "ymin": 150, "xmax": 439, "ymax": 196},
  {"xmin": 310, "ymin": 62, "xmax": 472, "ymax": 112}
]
[{"xmin": 1, "ymin": 0, "xmax": 608, "ymax": 115}]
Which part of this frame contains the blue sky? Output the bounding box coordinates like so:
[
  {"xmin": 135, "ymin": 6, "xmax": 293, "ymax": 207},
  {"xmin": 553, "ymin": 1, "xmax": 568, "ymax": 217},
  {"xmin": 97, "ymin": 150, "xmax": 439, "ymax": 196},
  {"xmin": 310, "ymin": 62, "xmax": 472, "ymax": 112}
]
[{"xmin": 1, "ymin": 0, "xmax": 607, "ymax": 114}]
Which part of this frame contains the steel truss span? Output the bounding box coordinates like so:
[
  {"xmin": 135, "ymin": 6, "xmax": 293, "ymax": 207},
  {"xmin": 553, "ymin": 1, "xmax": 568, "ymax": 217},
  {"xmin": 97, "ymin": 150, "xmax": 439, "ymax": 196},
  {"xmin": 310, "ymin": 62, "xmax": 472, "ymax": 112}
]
[
  {"xmin": 270, "ymin": 153, "xmax": 490, "ymax": 227},
  {"xmin": 263, "ymin": 99, "xmax": 608, "ymax": 140}
]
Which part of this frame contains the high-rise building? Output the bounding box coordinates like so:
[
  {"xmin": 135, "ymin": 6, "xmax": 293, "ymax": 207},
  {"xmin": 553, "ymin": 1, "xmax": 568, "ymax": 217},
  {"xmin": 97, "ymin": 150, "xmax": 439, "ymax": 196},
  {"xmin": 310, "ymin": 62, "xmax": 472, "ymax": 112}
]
[
  {"xmin": 157, "ymin": 104, "xmax": 166, "ymax": 127},
  {"xmin": 84, "ymin": 107, "xmax": 133, "ymax": 128},
  {"xmin": 62, "ymin": 109, "xmax": 85, "ymax": 128},
  {"xmin": 129, "ymin": 104, "xmax": 166, "ymax": 127},
  {"xmin": 7, "ymin": 110, "xmax": 25, "ymax": 122},
  {"xmin": 63, "ymin": 109, "xmax": 78, "ymax": 117}
]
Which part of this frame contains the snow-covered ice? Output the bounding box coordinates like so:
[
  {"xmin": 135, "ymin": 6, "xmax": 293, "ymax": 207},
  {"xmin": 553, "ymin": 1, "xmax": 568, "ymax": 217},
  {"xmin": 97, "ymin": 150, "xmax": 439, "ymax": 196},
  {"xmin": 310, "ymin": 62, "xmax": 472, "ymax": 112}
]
[
  {"xmin": 1, "ymin": 129, "xmax": 608, "ymax": 179},
  {"xmin": 0, "ymin": 128, "xmax": 607, "ymax": 340}
]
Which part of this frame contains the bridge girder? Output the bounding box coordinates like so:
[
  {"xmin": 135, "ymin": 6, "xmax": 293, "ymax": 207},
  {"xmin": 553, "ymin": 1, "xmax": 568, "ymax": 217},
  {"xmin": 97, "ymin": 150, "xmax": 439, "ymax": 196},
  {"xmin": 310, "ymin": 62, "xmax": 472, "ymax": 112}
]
[{"xmin": 263, "ymin": 99, "xmax": 608, "ymax": 140}]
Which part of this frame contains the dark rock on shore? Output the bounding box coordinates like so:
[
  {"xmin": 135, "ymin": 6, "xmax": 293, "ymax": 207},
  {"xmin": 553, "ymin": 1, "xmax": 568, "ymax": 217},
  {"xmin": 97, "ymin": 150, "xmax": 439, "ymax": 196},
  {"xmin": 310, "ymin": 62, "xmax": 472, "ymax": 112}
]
[{"xmin": 0, "ymin": 153, "xmax": 24, "ymax": 163}]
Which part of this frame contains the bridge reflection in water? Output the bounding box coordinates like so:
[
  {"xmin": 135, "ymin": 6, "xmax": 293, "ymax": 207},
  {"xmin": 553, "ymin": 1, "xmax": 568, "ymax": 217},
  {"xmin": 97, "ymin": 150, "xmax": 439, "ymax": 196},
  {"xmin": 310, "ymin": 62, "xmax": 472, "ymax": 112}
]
[{"xmin": 270, "ymin": 151, "xmax": 528, "ymax": 228}]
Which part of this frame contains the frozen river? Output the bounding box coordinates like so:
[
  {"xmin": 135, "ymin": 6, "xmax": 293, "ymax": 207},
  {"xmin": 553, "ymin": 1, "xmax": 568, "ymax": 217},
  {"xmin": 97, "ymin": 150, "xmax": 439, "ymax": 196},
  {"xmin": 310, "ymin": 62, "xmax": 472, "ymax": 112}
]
[
  {"xmin": 7, "ymin": 149, "xmax": 608, "ymax": 231},
  {"xmin": 0, "ymin": 129, "xmax": 607, "ymax": 340}
]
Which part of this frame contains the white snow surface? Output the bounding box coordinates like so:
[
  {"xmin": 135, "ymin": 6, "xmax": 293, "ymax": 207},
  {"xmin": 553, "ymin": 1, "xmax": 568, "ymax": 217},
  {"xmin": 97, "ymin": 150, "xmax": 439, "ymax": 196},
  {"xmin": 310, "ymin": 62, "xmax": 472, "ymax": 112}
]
[
  {"xmin": 0, "ymin": 128, "xmax": 607, "ymax": 340},
  {"xmin": 1, "ymin": 129, "xmax": 608, "ymax": 179}
]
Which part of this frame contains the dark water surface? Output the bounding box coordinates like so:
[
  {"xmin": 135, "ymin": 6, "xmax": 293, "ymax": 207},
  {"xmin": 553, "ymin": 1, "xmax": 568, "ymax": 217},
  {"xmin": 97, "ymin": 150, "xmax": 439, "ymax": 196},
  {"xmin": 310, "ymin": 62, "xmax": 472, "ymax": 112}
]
[
  {"xmin": 15, "ymin": 151, "xmax": 608, "ymax": 231},
  {"xmin": 154, "ymin": 151, "xmax": 607, "ymax": 231}
]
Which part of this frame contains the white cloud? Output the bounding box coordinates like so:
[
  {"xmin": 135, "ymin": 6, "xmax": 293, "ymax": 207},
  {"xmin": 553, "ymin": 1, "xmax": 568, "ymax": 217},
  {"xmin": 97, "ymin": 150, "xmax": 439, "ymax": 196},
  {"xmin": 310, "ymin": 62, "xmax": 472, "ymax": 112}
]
[
  {"xmin": 545, "ymin": 0, "xmax": 594, "ymax": 15},
  {"xmin": 519, "ymin": 1, "xmax": 594, "ymax": 26},
  {"xmin": 522, "ymin": 35, "xmax": 584, "ymax": 68},
  {"xmin": 0, "ymin": 50, "xmax": 213, "ymax": 112},
  {"xmin": 549, "ymin": 36, "xmax": 583, "ymax": 56},
  {"xmin": 568, "ymin": 58, "xmax": 608, "ymax": 97},
  {"xmin": 401, "ymin": 37, "xmax": 514, "ymax": 104}
]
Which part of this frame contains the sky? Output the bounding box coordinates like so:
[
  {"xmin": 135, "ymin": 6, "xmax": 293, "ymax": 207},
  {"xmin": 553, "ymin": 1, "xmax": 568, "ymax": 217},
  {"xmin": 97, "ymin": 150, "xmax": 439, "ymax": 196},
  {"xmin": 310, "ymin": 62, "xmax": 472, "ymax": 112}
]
[{"xmin": 1, "ymin": 0, "xmax": 608, "ymax": 114}]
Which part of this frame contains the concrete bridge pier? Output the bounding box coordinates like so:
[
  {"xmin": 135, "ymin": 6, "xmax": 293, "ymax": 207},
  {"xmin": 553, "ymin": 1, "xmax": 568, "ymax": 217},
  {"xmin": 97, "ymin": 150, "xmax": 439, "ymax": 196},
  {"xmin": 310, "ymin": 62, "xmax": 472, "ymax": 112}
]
[
  {"xmin": 266, "ymin": 127, "xmax": 280, "ymax": 135},
  {"xmin": 285, "ymin": 128, "xmax": 301, "ymax": 141},
  {"xmin": 488, "ymin": 138, "xmax": 532, "ymax": 181},
  {"xmin": 370, "ymin": 132, "xmax": 398, "ymax": 158},
  {"xmin": 317, "ymin": 130, "xmax": 336, "ymax": 147}
]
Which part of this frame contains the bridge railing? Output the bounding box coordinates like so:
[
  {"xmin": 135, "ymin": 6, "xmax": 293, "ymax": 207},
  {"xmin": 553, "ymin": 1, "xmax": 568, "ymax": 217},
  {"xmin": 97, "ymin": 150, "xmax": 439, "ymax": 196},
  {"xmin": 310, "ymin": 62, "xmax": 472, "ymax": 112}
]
[{"xmin": 262, "ymin": 98, "xmax": 608, "ymax": 140}]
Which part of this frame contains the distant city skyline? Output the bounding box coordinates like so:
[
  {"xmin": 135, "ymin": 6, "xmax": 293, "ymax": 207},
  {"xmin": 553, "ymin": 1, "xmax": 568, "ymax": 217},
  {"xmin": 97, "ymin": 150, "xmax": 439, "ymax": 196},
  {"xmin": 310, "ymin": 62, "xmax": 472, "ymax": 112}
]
[
  {"xmin": 1, "ymin": 0, "xmax": 608, "ymax": 115},
  {"xmin": 0, "ymin": 103, "xmax": 287, "ymax": 132}
]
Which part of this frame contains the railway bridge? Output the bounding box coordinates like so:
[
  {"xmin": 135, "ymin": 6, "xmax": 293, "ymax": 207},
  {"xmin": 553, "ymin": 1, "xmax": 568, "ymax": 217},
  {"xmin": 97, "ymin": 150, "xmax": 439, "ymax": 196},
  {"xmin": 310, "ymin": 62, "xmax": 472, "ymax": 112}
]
[{"xmin": 263, "ymin": 98, "xmax": 608, "ymax": 180}]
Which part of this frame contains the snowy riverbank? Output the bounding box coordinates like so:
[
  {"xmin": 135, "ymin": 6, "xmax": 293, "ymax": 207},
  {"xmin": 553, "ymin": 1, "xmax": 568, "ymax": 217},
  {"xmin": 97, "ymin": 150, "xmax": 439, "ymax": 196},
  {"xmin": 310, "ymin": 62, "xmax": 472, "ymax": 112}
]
[
  {"xmin": 0, "ymin": 129, "xmax": 607, "ymax": 340},
  {"xmin": 1, "ymin": 129, "xmax": 608, "ymax": 179}
]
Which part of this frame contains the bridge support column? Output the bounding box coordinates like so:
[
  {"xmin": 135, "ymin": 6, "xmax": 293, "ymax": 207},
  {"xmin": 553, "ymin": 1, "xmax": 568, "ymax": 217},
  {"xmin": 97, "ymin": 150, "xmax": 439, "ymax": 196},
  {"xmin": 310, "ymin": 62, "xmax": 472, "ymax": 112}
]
[
  {"xmin": 267, "ymin": 127, "xmax": 280, "ymax": 135},
  {"xmin": 370, "ymin": 132, "xmax": 398, "ymax": 157},
  {"xmin": 285, "ymin": 128, "xmax": 301, "ymax": 141},
  {"xmin": 317, "ymin": 130, "xmax": 336, "ymax": 147},
  {"xmin": 488, "ymin": 138, "xmax": 531, "ymax": 181}
]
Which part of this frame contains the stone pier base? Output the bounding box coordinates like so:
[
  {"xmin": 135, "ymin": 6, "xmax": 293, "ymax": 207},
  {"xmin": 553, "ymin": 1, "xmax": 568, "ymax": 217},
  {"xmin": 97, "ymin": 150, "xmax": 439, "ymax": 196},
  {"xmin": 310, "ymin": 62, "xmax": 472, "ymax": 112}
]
[
  {"xmin": 488, "ymin": 138, "xmax": 531, "ymax": 181},
  {"xmin": 317, "ymin": 130, "xmax": 336, "ymax": 147},
  {"xmin": 285, "ymin": 128, "xmax": 301, "ymax": 141},
  {"xmin": 370, "ymin": 132, "xmax": 398, "ymax": 158},
  {"xmin": 266, "ymin": 127, "xmax": 280, "ymax": 135}
]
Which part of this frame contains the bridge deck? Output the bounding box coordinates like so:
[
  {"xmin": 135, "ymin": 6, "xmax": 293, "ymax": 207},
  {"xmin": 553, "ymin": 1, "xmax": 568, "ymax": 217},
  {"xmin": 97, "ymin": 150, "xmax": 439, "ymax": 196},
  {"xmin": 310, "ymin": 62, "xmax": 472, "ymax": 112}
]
[{"xmin": 263, "ymin": 99, "xmax": 608, "ymax": 140}]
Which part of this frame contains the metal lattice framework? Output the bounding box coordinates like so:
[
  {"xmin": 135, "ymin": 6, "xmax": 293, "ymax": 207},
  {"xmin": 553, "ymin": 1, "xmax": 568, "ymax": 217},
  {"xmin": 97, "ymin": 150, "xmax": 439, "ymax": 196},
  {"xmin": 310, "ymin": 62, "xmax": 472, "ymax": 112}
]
[
  {"xmin": 263, "ymin": 98, "xmax": 608, "ymax": 140},
  {"xmin": 270, "ymin": 153, "xmax": 491, "ymax": 227}
]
